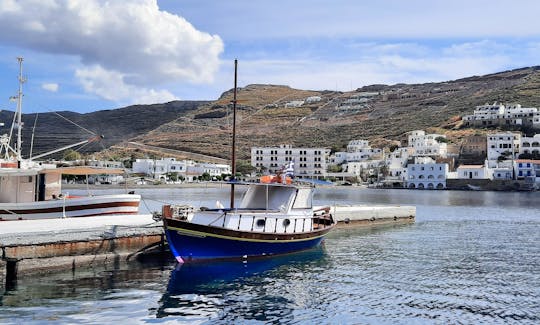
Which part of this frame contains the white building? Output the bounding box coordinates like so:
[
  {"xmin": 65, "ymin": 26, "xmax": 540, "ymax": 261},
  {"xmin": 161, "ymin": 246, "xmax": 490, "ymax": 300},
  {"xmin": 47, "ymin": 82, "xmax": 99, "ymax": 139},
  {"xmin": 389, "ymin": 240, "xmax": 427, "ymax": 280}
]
[
  {"xmin": 456, "ymin": 165, "xmax": 491, "ymax": 179},
  {"xmin": 491, "ymin": 167, "xmax": 513, "ymax": 180},
  {"xmin": 343, "ymin": 160, "xmax": 384, "ymax": 179},
  {"xmin": 284, "ymin": 100, "xmax": 304, "ymax": 108},
  {"xmin": 305, "ymin": 96, "xmax": 322, "ymax": 103},
  {"xmin": 188, "ymin": 163, "xmax": 231, "ymax": 179},
  {"xmin": 514, "ymin": 159, "xmax": 540, "ymax": 182},
  {"xmin": 332, "ymin": 140, "xmax": 382, "ymax": 164},
  {"xmin": 408, "ymin": 130, "xmax": 448, "ymax": 157},
  {"xmin": 251, "ymin": 145, "xmax": 329, "ymax": 178},
  {"xmin": 87, "ymin": 160, "xmax": 124, "ymax": 168},
  {"xmin": 486, "ymin": 132, "xmax": 521, "ymax": 167},
  {"xmin": 405, "ymin": 161, "xmax": 448, "ymax": 189},
  {"xmin": 384, "ymin": 147, "xmax": 411, "ymax": 183},
  {"xmin": 132, "ymin": 158, "xmax": 230, "ymax": 181},
  {"xmin": 463, "ymin": 103, "xmax": 540, "ymax": 128},
  {"xmin": 132, "ymin": 158, "xmax": 191, "ymax": 179},
  {"xmin": 520, "ymin": 134, "xmax": 540, "ymax": 156}
]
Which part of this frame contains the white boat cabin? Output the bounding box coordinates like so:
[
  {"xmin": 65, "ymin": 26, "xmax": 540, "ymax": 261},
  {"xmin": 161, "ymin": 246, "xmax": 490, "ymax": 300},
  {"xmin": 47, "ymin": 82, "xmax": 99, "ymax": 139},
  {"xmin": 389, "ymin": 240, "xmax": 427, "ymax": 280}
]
[
  {"xmin": 239, "ymin": 183, "xmax": 313, "ymax": 212},
  {"xmin": 0, "ymin": 166, "xmax": 127, "ymax": 204},
  {"xmin": 180, "ymin": 183, "xmax": 324, "ymax": 234},
  {"xmin": 0, "ymin": 169, "xmax": 61, "ymax": 204}
]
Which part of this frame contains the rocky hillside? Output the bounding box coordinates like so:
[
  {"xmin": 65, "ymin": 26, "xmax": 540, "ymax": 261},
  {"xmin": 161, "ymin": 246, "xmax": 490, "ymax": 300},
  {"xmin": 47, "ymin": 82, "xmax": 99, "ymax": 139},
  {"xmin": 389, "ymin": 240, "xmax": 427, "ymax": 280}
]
[
  {"xmin": 7, "ymin": 66, "xmax": 540, "ymax": 162},
  {"xmin": 132, "ymin": 66, "xmax": 540, "ymax": 160},
  {"xmin": 0, "ymin": 100, "xmax": 208, "ymax": 159}
]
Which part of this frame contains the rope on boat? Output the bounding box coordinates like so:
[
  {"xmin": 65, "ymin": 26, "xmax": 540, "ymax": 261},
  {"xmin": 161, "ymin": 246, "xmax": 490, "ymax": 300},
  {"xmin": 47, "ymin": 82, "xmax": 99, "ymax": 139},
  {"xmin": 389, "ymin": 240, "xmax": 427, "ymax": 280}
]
[{"xmin": 50, "ymin": 111, "xmax": 97, "ymax": 136}]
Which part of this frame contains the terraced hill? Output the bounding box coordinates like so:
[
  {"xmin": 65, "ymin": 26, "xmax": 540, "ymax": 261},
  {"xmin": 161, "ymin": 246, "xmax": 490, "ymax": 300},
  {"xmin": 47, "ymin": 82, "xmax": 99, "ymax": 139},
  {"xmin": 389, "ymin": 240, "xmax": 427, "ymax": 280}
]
[
  {"xmin": 132, "ymin": 66, "xmax": 540, "ymax": 160},
  {"xmin": 7, "ymin": 66, "xmax": 540, "ymax": 162}
]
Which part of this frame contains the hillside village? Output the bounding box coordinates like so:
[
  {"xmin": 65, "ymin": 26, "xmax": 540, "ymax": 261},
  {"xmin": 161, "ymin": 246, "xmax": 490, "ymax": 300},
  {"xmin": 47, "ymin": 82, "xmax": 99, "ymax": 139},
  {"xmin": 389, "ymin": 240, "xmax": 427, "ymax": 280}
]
[
  {"xmin": 10, "ymin": 66, "xmax": 540, "ymax": 190},
  {"xmin": 74, "ymin": 100, "xmax": 540, "ymax": 191}
]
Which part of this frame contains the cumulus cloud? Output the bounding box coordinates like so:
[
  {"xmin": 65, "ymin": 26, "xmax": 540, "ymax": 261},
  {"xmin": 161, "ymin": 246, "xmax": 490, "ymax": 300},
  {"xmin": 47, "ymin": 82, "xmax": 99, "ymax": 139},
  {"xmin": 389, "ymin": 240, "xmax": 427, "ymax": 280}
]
[
  {"xmin": 76, "ymin": 65, "xmax": 177, "ymax": 104},
  {"xmin": 42, "ymin": 83, "xmax": 59, "ymax": 92},
  {"xmin": 0, "ymin": 0, "xmax": 223, "ymax": 103}
]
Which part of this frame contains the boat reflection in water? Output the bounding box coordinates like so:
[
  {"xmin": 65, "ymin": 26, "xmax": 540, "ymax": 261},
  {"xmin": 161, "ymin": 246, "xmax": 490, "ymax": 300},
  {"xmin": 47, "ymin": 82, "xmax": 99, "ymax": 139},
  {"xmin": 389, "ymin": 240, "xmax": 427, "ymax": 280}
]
[{"xmin": 157, "ymin": 246, "xmax": 329, "ymax": 320}]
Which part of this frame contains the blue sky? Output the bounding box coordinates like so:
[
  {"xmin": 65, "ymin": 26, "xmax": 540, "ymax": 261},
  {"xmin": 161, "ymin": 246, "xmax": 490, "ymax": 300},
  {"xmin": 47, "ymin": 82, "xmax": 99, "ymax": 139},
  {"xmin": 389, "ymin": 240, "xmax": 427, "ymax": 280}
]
[{"xmin": 1, "ymin": 0, "xmax": 540, "ymax": 113}]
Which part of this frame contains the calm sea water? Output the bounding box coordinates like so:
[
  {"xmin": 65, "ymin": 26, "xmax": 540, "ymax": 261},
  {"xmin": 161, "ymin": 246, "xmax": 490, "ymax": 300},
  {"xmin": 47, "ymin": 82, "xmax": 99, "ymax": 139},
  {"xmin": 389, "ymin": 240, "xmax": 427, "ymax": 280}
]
[{"xmin": 1, "ymin": 187, "xmax": 539, "ymax": 324}]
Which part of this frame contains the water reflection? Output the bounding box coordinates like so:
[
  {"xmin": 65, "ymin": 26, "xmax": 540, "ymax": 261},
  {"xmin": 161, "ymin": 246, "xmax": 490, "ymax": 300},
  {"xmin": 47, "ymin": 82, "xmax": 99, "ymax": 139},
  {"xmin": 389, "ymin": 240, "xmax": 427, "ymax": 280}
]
[{"xmin": 157, "ymin": 247, "xmax": 330, "ymax": 322}]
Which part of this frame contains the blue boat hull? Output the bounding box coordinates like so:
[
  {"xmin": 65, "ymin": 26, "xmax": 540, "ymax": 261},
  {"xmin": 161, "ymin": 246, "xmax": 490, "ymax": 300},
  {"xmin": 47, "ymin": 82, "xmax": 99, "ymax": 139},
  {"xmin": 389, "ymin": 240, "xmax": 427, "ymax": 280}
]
[{"xmin": 164, "ymin": 218, "xmax": 333, "ymax": 263}]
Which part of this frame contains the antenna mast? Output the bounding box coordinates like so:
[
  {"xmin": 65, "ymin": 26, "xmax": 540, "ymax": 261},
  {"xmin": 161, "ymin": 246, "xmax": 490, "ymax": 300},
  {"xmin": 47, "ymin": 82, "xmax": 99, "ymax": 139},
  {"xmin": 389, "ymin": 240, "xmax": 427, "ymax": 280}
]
[
  {"xmin": 16, "ymin": 57, "xmax": 26, "ymax": 163},
  {"xmin": 230, "ymin": 59, "xmax": 238, "ymax": 209}
]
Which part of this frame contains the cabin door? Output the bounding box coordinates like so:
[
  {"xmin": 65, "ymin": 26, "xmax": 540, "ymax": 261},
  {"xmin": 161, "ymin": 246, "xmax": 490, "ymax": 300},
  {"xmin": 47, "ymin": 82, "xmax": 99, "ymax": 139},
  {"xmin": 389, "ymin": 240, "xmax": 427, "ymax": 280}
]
[{"xmin": 38, "ymin": 174, "xmax": 46, "ymax": 201}]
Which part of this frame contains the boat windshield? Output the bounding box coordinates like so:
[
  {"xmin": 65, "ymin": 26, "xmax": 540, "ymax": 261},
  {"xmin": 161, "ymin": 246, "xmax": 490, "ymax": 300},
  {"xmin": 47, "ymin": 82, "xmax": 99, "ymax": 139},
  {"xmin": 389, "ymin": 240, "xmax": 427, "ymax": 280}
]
[{"xmin": 239, "ymin": 185, "xmax": 296, "ymax": 210}]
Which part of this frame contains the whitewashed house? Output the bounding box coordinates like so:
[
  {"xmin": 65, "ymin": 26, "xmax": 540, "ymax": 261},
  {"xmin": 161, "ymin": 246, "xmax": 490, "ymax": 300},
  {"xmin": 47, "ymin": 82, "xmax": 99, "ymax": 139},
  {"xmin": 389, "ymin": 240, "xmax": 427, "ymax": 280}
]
[
  {"xmin": 514, "ymin": 159, "xmax": 540, "ymax": 183},
  {"xmin": 463, "ymin": 103, "xmax": 540, "ymax": 128},
  {"xmin": 331, "ymin": 140, "xmax": 382, "ymax": 164},
  {"xmin": 188, "ymin": 163, "xmax": 231, "ymax": 179},
  {"xmin": 520, "ymin": 134, "xmax": 540, "ymax": 156},
  {"xmin": 305, "ymin": 96, "xmax": 322, "ymax": 103},
  {"xmin": 491, "ymin": 167, "xmax": 513, "ymax": 180},
  {"xmin": 132, "ymin": 158, "xmax": 192, "ymax": 180},
  {"xmin": 87, "ymin": 160, "xmax": 124, "ymax": 168},
  {"xmin": 408, "ymin": 130, "xmax": 448, "ymax": 157},
  {"xmin": 284, "ymin": 100, "xmax": 304, "ymax": 108},
  {"xmin": 487, "ymin": 132, "xmax": 521, "ymax": 167},
  {"xmin": 405, "ymin": 160, "xmax": 448, "ymax": 189},
  {"xmin": 385, "ymin": 147, "xmax": 411, "ymax": 182},
  {"xmin": 456, "ymin": 165, "xmax": 491, "ymax": 179}
]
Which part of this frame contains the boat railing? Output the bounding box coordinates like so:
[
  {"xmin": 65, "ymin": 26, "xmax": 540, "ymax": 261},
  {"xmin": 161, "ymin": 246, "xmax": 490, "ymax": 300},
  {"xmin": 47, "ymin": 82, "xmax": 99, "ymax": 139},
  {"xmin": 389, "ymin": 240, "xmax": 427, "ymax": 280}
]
[
  {"xmin": 212, "ymin": 211, "xmax": 334, "ymax": 234},
  {"xmin": 163, "ymin": 204, "xmax": 334, "ymax": 234}
]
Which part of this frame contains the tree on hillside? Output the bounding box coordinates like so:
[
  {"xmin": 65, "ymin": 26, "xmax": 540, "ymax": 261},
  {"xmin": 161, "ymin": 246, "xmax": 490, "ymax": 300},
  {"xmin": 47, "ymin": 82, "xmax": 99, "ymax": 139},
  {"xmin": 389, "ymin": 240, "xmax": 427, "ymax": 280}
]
[
  {"xmin": 236, "ymin": 160, "xmax": 257, "ymax": 176},
  {"xmin": 63, "ymin": 149, "xmax": 81, "ymax": 161},
  {"xmin": 435, "ymin": 136, "xmax": 448, "ymax": 143}
]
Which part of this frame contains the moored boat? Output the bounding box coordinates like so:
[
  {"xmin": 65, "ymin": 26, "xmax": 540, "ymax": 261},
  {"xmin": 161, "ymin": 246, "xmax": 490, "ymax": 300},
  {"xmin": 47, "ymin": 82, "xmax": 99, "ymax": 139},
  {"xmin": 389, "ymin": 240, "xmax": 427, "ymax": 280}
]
[
  {"xmin": 162, "ymin": 181, "xmax": 335, "ymax": 263},
  {"xmin": 161, "ymin": 60, "xmax": 335, "ymax": 263},
  {"xmin": 0, "ymin": 57, "xmax": 140, "ymax": 220}
]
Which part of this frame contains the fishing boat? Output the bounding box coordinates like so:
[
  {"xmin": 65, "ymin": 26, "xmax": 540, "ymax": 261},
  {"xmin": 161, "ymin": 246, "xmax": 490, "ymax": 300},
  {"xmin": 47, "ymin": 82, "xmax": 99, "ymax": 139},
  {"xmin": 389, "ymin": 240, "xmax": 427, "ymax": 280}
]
[
  {"xmin": 0, "ymin": 57, "xmax": 140, "ymax": 220},
  {"xmin": 161, "ymin": 60, "xmax": 335, "ymax": 263}
]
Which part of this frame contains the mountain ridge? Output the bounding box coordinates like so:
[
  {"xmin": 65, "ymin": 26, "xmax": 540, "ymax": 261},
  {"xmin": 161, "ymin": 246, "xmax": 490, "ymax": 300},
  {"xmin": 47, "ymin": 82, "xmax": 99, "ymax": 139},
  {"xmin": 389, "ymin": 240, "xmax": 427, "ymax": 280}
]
[{"xmin": 5, "ymin": 65, "xmax": 540, "ymax": 161}]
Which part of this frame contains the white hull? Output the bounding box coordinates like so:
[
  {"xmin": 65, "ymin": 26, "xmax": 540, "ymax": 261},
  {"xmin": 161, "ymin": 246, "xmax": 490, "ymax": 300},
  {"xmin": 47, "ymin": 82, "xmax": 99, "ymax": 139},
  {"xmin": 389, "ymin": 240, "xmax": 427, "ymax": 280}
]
[{"xmin": 0, "ymin": 194, "xmax": 141, "ymax": 220}]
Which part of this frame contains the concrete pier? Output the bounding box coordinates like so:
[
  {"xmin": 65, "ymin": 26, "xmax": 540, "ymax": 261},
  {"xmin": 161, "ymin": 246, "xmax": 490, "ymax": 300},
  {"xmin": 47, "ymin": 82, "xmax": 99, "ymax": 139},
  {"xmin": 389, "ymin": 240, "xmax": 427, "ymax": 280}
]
[
  {"xmin": 330, "ymin": 205, "xmax": 416, "ymax": 227},
  {"xmin": 0, "ymin": 214, "xmax": 164, "ymax": 285},
  {"xmin": 1, "ymin": 204, "xmax": 415, "ymax": 287}
]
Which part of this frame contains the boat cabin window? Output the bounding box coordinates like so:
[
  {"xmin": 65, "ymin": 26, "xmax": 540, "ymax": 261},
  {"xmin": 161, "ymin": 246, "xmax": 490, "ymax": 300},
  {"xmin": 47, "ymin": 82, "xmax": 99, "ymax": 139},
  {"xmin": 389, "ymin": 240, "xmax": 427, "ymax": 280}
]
[
  {"xmin": 240, "ymin": 185, "xmax": 295, "ymax": 210},
  {"xmin": 291, "ymin": 188, "xmax": 312, "ymax": 209}
]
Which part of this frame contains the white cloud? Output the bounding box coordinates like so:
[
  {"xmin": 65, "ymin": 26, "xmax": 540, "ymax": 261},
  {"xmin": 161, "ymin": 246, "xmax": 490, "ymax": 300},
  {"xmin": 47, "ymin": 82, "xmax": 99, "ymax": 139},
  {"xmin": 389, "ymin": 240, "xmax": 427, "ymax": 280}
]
[
  {"xmin": 0, "ymin": 0, "xmax": 223, "ymax": 103},
  {"xmin": 76, "ymin": 65, "xmax": 177, "ymax": 104},
  {"xmin": 231, "ymin": 50, "xmax": 511, "ymax": 93},
  {"xmin": 42, "ymin": 83, "xmax": 59, "ymax": 92}
]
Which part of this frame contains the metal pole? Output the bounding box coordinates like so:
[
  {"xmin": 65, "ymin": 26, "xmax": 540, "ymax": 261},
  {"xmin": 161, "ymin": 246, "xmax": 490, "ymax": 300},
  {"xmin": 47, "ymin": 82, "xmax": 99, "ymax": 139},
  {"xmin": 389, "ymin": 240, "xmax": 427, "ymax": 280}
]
[
  {"xmin": 230, "ymin": 59, "xmax": 238, "ymax": 209},
  {"xmin": 16, "ymin": 57, "xmax": 24, "ymax": 164}
]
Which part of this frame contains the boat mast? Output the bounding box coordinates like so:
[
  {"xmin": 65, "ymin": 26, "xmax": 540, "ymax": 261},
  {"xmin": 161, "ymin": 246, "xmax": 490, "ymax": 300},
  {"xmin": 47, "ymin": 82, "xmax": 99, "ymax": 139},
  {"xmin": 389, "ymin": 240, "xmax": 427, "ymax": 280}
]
[
  {"xmin": 230, "ymin": 59, "xmax": 238, "ymax": 209},
  {"xmin": 15, "ymin": 57, "xmax": 25, "ymax": 164}
]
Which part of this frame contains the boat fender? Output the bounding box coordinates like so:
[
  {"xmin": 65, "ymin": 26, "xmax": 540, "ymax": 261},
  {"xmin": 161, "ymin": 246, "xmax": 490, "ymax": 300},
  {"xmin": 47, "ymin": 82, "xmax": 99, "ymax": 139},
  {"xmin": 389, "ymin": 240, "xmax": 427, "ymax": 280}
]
[
  {"xmin": 370, "ymin": 216, "xmax": 375, "ymax": 221},
  {"xmin": 393, "ymin": 216, "xmax": 397, "ymax": 221},
  {"xmin": 344, "ymin": 218, "xmax": 350, "ymax": 224}
]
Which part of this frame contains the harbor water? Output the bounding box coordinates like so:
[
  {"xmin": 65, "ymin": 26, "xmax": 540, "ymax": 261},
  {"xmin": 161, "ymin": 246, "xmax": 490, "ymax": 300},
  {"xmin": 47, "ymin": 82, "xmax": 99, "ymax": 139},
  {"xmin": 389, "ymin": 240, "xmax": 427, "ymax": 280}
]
[{"xmin": 1, "ymin": 187, "xmax": 539, "ymax": 324}]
